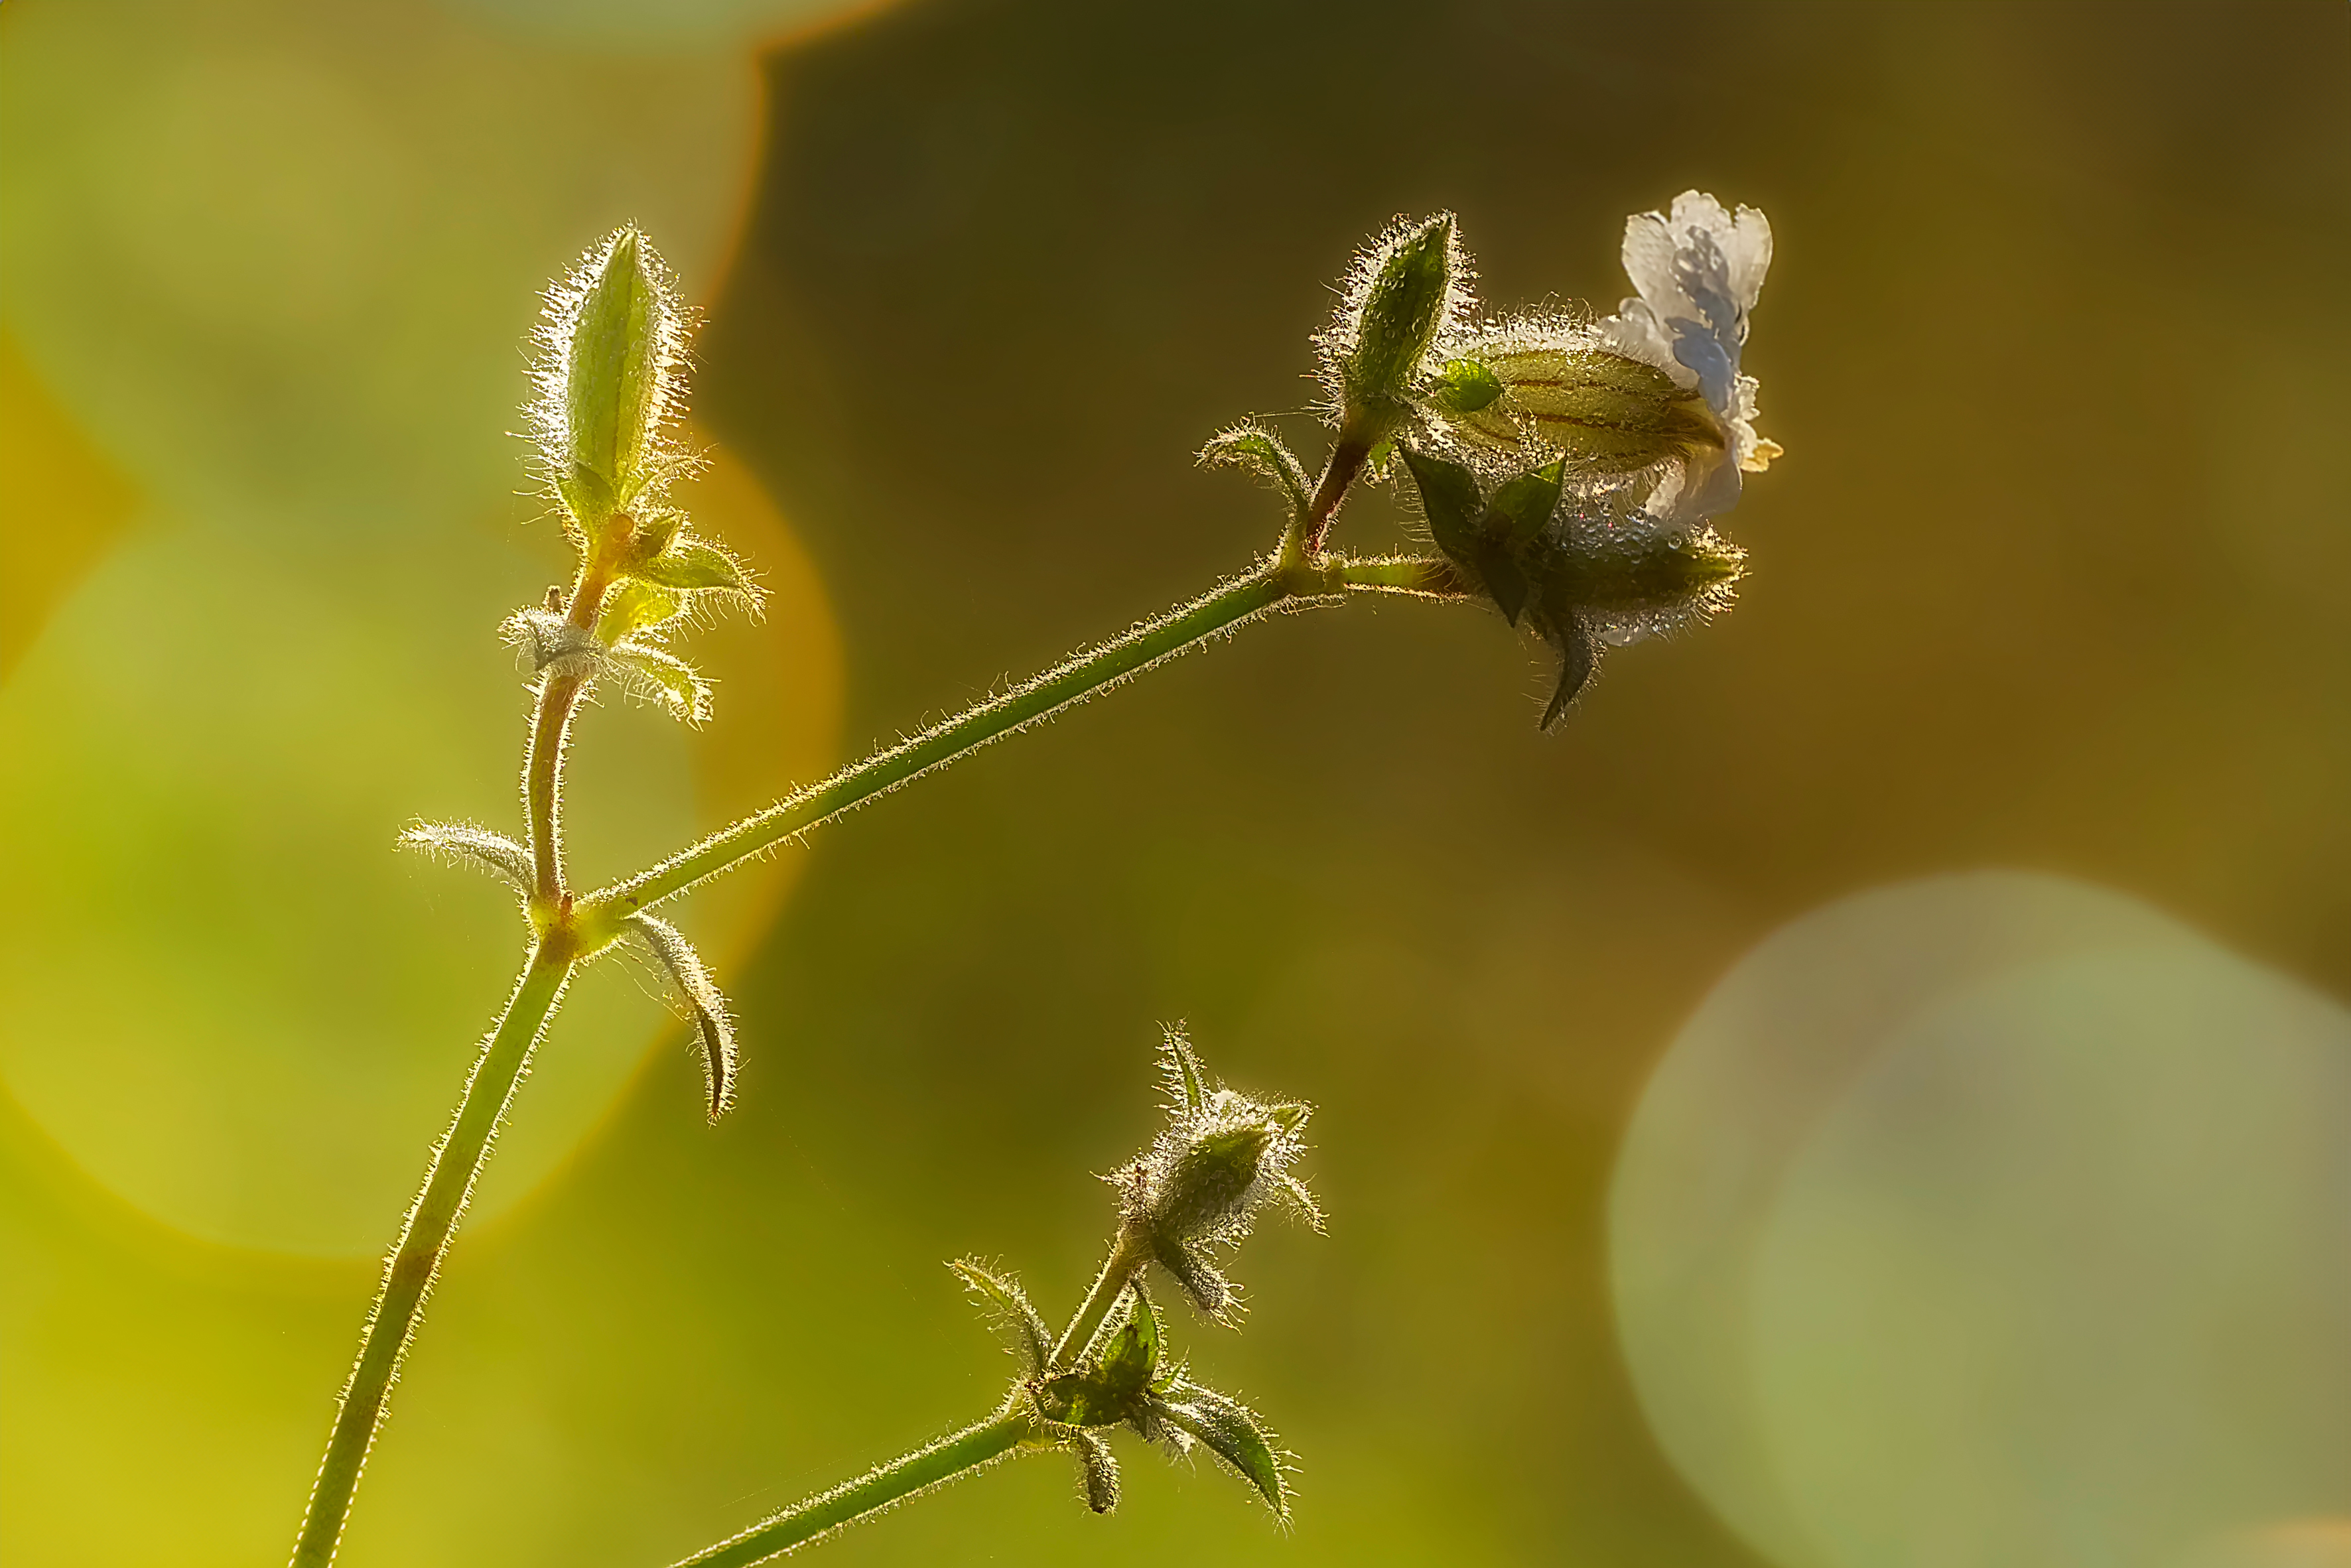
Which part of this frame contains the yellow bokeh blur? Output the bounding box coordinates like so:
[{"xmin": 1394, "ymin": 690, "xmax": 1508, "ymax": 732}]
[{"xmin": 3, "ymin": 2, "xmax": 2347, "ymax": 1567}]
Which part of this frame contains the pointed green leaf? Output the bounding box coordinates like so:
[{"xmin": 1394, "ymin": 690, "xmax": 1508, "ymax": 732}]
[
  {"xmin": 396, "ymin": 822, "xmax": 533, "ymax": 891},
  {"xmin": 630, "ymin": 538, "xmax": 749, "ymax": 595},
  {"xmin": 1152, "ymin": 1236, "xmax": 1238, "ymax": 1324},
  {"xmin": 606, "ymin": 642, "xmax": 712, "ymax": 725},
  {"xmin": 596, "ymin": 580, "xmax": 685, "ymax": 645},
  {"xmin": 623, "ymin": 913, "xmax": 737, "ymax": 1117},
  {"xmin": 1095, "ymin": 1284, "xmax": 1162, "ymax": 1402},
  {"xmin": 1155, "ymin": 1381, "xmax": 1289, "ymax": 1518},
  {"xmin": 1159, "ymin": 1025, "xmax": 1209, "ymax": 1116},
  {"xmin": 1398, "ymin": 447, "xmax": 1485, "ymax": 566},
  {"xmin": 1486, "ymin": 458, "xmax": 1563, "ymax": 549},
  {"xmin": 947, "ymin": 1259, "xmax": 1051, "ymax": 1374},
  {"xmin": 1199, "ymin": 423, "xmax": 1312, "ymax": 519},
  {"xmin": 1539, "ymin": 605, "xmax": 1597, "ymax": 732}
]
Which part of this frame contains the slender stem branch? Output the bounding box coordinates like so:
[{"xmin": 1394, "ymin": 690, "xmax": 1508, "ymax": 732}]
[
  {"xmin": 580, "ymin": 561, "xmax": 1310, "ymax": 924},
  {"xmin": 526, "ymin": 554, "xmax": 620, "ymax": 901},
  {"xmin": 671, "ymin": 1407, "xmax": 1037, "ymax": 1568},
  {"xmin": 1049, "ymin": 1233, "xmax": 1148, "ymax": 1368},
  {"xmin": 287, "ymin": 941, "xmax": 576, "ymax": 1568},
  {"xmin": 578, "ymin": 549, "xmax": 1467, "ymax": 934},
  {"xmin": 524, "ymin": 669, "xmax": 588, "ymax": 901},
  {"xmin": 1303, "ymin": 440, "xmax": 1368, "ymax": 555}
]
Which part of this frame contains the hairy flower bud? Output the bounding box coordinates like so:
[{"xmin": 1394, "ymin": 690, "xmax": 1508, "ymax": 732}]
[
  {"xmin": 1320, "ymin": 214, "xmax": 1469, "ymax": 438},
  {"xmin": 1112, "ymin": 1029, "xmax": 1319, "ymax": 1321},
  {"xmin": 533, "ymin": 226, "xmax": 691, "ymax": 526}
]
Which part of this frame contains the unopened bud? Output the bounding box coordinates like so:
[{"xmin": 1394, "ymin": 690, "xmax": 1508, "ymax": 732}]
[
  {"xmin": 1321, "ymin": 214, "xmax": 1467, "ymax": 438},
  {"xmin": 535, "ymin": 226, "xmax": 689, "ymax": 523}
]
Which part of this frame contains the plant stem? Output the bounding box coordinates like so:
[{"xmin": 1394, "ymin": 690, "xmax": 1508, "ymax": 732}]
[
  {"xmin": 1050, "ymin": 1233, "xmax": 1147, "ymax": 1368},
  {"xmin": 580, "ymin": 562, "xmax": 1304, "ymax": 921},
  {"xmin": 526, "ymin": 555, "xmax": 620, "ymax": 901},
  {"xmin": 580, "ymin": 551, "xmax": 1461, "ymax": 928},
  {"xmin": 671, "ymin": 1407, "xmax": 1037, "ymax": 1568},
  {"xmin": 288, "ymin": 941, "xmax": 576, "ymax": 1568}
]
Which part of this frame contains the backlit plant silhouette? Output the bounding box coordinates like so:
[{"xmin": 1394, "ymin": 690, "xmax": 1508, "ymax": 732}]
[{"xmin": 286, "ymin": 191, "xmax": 1779, "ymax": 1567}]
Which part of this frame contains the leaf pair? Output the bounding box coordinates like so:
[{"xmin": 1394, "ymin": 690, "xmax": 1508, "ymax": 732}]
[{"xmin": 396, "ymin": 824, "xmax": 738, "ymax": 1118}]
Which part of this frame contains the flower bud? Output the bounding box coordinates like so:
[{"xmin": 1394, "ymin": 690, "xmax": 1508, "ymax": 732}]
[
  {"xmin": 1320, "ymin": 214, "xmax": 1468, "ymax": 438},
  {"xmin": 534, "ymin": 226, "xmax": 690, "ymax": 524},
  {"xmin": 1428, "ymin": 326, "xmax": 1725, "ymax": 480}
]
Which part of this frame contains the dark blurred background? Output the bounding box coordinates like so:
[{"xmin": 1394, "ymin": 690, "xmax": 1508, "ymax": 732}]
[{"xmin": 3, "ymin": 3, "xmax": 2346, "ymax": 1565}]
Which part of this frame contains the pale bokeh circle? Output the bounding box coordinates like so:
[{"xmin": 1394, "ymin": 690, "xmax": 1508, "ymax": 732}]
[{"xmin": 1613, "ymin": 873, "xmax": 2351, "ymax": 1567}]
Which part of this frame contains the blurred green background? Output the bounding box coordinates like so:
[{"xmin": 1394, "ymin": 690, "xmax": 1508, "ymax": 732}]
[{"xmin": 3, "ymin": 2, "xmax": 2348, "ymax": 1566}]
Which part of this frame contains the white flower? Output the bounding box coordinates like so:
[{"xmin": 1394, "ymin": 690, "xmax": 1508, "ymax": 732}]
[{"xmin": 1595, "ymin": 191, "xmax": 1781, "ymax": 525}]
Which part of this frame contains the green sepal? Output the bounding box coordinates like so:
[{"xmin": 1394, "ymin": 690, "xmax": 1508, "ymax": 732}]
[
  {"xmin": 1073, "ymin": 1431, "xmax": 1120, "ymax": 1515},
  {"xmin": 624, "ymin": 507, "xmax": 685, "ymax": 563},
  {"xmin": 1428, "ymin": 356, "xmax": 1503, "ymax": 414},
  {"xmin": 1159, "ymin": 1025, "xmax": 1209, "ymax": 1116},
  {"xmin": 1487, "ymin": 459, "xmax": 1563, "ymax": 549},
  {"xmin": 948, "ymin": 1259, "xmax": 1051, "ymax": 1374},
  {"xmin": 1152, "ymin": 1234, "xmax": 1237, "ymax": 1323},
  {"xmin": 630, "ymin": 538, "xmax": 750, "ymax": 595},
  {"xmin": 596, "ymin": 581, "xmax": 685, "ymax": 645},
  {"xmin": 1398, "ymin": 447, "xmax": 1485, "ymax": 566},
  {"xmin": 1150, "ymin": 1380, "xmax": 1288, "ymax": 1518},
  {"xmin": 1199, "ymin": 423, "xmax": 1312, "ymax": 520},
  {"xmin": 1036, "ymin": 1284, "xmax": 1162, "ymax": 1427},
  {"xmin": 606, "ymin": 641, "xmax": 712, "ymax": 725}
]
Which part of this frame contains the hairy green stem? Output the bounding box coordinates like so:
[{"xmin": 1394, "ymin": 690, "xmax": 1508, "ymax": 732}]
[
  {"xmin": 672, "ymin": 1407, "xmax": 1036, "ymax": 1568},
  {"xmin": 1050, "ymin": 1233, "xmax": 1147, "ymax": 1369},
  {"xmin": 289, "ymin": 941, "xmax": 576, "ymax": 1568},
  {"xmin": 581, "ymin": 552, "xmax": 1459, "ymax": 929}
]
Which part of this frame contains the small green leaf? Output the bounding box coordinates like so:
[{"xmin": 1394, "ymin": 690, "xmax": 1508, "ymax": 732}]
[
  {"xmin": 1094, "ymin": 1285, "xmax": 1162, "ymax": 1403},
  {"xmin": 1538, "ymin": 604, "xmax": 1597, "ymax": 732},
  {"xmin": 1073, "ymin": 1431, "xmax": 1120, "ymax": 1515},
  {"xmin": 1152, "ymin": 1236, "xmax": 1237, "ymax": 1324},
  {"xmin": 1154, "ymin": 1381, "xmax": 1289, "ymax": 1518},
  {"xmin": 622, "ymin": 913, "xmax": 736, "ymax": 1118},
  {"xmin": 1428, "ymin": 356, "xmax": 1503, "ymax": 414},
  {"xmin": 1476, "ymin": 542, "xmax": 1532, "ymax": 626},
  {"xmin": 1199, "ymin": 423, "xmax": 1312, "ymax": 520},
  {"xmin": 1486, "ymin": 458, "xmax": 1563, "ymax": 550},
  {"xmin": 626, "ymin": 507, "xmax": 685, "ymax": 562},
  {"xmin": 1398, "ymin": 447, "xmax": 1485, "ymax": 566},
  {"xmin": 606, "ymin": 642, "xmax": 712, "ymax": 725},
  {"xmin": 396, "ymin": 822, "xmax": 533, "ymax": 891},
  {"xmin": 596, "ymin": 581, "xmax": 684, "ymax": 645},
  {"xmin": 631, "ymin": 538, "xmax": 749, "ymax": 595},
  {"xmin": 1159, "ymin": 1025, "xmax": 1209, "ymax": 1116},
  {"xmin": 947, "ymin": 1260, "xmax": 1051, "ymax": 1374}
]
